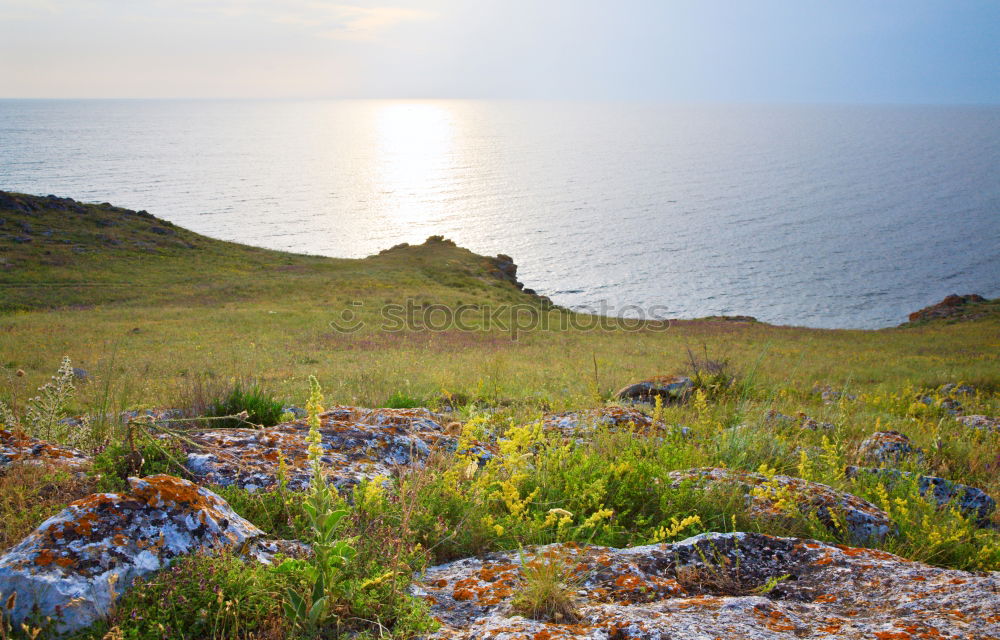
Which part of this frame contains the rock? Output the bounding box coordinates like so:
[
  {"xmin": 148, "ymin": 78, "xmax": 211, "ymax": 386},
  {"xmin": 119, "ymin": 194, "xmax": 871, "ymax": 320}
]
[
  {"xmin": 281, "ymin": 405, "xmax": 307, "ymax": 419},
  {"xmin": 543, "ymin": 407, "xmax": 683, "ymax": 438},
  {"xmin": 957, "ymin": 414, "xmax": 1000, "ymax": 433},
  {"xmin": 0, "ymin": 475, "xmax": 270, "ymax": 634},
  {"xmin": 811, "ymin": 384, "xmax": 857, "ymax": 404},
  {"xmin": 940, "ymin": 383, "xmax": 976, "ymax": 396},
  {"xmin": 0, "ymin": 429, "xmax": 91, "ymax": 471},
  {"xmin": 615, "ymin": 375, "xmax": 693, "ymax": 404},
  {"xmin": 487, "ymin": 253, "xmax": 548, "ymax": 300},
  {"xmin": 845, "ymin": 466, "xmax": 996, "ymax": 524},
  {"xmin": 905, "ymin": 293, "xmax": 989, "ymax": 324},
  {"xmin": 917, "ymin": 394, "xmax": 963, "ymax": 414},
  {"xmin": 177, "ymin": 406, "xmax": 457, "ymax": 493},
  {"xmin": 414, "ymin": 531, "xmax": 1000, "ymax": 639},
  {"xmin": 764, "ymin": 410, "xmax": 835, "ymax": 431},
  {"xmin": 667, "ymin": 467, "xmax": 892, "ymax": 542},
  {"xmin": 857, "ymin": 431, "xmax": 923, "ymax": 465}
]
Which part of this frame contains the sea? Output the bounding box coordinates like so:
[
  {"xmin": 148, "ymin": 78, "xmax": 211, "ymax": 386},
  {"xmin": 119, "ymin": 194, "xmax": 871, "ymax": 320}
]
[{"xmin": 1, "ymin": 99, "xmax": 998, "ymax": 328}]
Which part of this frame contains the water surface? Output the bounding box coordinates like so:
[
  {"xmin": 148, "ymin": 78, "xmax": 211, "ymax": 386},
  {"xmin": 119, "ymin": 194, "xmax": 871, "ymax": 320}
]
[{"xmin": 2, "ymin": 100, "xmax": 998, "ymax": 327}]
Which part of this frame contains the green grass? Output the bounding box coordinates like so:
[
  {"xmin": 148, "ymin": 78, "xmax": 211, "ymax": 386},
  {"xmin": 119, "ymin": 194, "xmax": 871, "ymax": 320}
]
[
  {"xmin": 2, "ymin": 191, "xmax": 1000, "ymax": 638},
  {"xmin": 207, "ymin": 382, "xmax": 285, "ymax": 428}
]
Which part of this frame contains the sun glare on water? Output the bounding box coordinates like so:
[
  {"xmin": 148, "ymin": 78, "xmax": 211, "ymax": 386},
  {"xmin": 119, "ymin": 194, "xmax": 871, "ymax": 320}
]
[{"xmin": 373, "ymin": 102, "xmax": 456, "ymax": 225}]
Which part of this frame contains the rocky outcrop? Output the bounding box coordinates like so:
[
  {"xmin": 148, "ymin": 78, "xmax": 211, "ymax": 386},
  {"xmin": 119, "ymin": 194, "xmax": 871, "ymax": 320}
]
[
  {"xmin": 905, "ymin": 293, "xmax": 992, "ymax": 324},
  {"xmin": 0, "ymin": 475, "xmax": 270, "ymax": 634},
  {"xmin": 542, "ymin": 406, "xmax": 679, "ymax": 438},
  {"xmin": 667, "ymin": 468, "xmax": 892, "ymax": 542},
  {"xmin": 764, "ymin": 410, "xmax": 835, "ymax": 431},
  {"xmin": 414, "ymin": 532, "xmax": 1000, "ymax": 639},
  {"xmin": 0, "ymin": 428, "xmax": 91, "ymax": 471},
  {"xmin": 615, "ymin": 376, "xmax": 693, "ymax": 405},
  {"xmin": 857, "ymin": 431, "xmax": 923, "ymax": 465},
  {"xmin": 178, "ymin": 406, "xmax": 458, "ymax": 492},
  {"xmin": 845, "ymin": 466, "xmax": 996, "ymax": 524},
  {"xmin": 811, "ymin": 384, "xmax": 857, "ymax": 405},
  {"xmin": 957, "ymin": 414, "xmax": 1000, "ymax": 433}
]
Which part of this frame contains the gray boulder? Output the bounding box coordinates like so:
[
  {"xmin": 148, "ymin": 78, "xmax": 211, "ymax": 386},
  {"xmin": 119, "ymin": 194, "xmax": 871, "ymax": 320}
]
[
  {"xmin": 414, "ymin": 531, "xmax": 1000, "ymax": 639},
  {"xmin": 0, "ymin": 475, "xmax": 269, "ymax": 634},
  {"xmin": 846, "ymin": 466, "xmax": 996, "ymax": 524},
  {"xmin": 615, "ymin": 375, "xmax": 693, "ymax": 404}
]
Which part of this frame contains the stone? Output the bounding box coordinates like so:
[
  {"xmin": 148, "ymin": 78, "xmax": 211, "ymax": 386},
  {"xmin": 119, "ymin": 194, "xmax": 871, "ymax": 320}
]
[
  {"xmin": 811, "ymin": 385, "xmax": 857, "ymax": 404},
  {"xmin": 845, "ymin": 466, "xmax": 996, "ymax": 524},
  {"xmin": 543, "ymin": 406, "xmax": 668, "ymax": 438},
  {"xmin": 906, "ymin": 293, "xmax": 988, "ymax": 323},
  {"xmin": 957, "ymin": 414, "xmax": 1000, "ymax": 433},
  {"xmin": 940, "ymin": 383, "xmax": 976, "ymax": 396},
  {"xmin": 667, "ymin": 467, "xmax": 892, "ymax": 542},
  {"xmin": 0, "ymin": 475, "xmax": 270, "ymax": 634},
  {"xmin": 0, "ymin": 428, "xmax": 91, "ymax": 471},
  {"xmin": 615, "ymin": 375, "xmax": 693, "ymax": 404},
  {"xmin": 857, "ymin": 431, "xmax": 923, "ymax": 465},
  {"xmin": 281, "ymin": 405, "xmax": 307, "ymax": 419},
  {"xmin": 414, "ymin": 531, "xmax": 1000, "ymax": 639},
  {"xmin": 764, "ymin": 410, "xmax": 835, "ymax": 431},
  {"xmin": 917, "ymin": 394, "xmax": 963, "ymax": 414},
  {"xmin": 176, "ymin": 406, "xmax": 458, "ymax": 493}
]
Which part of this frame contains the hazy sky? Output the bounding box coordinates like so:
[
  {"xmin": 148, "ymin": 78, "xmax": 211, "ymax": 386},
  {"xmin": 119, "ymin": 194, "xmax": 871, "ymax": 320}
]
[{"xmin": 1, "ymin": 0, "xmax": 997, "ymax": 102}]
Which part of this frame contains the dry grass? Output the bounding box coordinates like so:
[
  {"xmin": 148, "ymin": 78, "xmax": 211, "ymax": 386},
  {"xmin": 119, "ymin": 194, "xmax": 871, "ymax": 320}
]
[
  {"xmin": 510, "ymin": 550, "xmax": 584, "ymax": 624},
  {"xmin": 0, "ymin": 462, "xmax": 94, "ymax": 549}
]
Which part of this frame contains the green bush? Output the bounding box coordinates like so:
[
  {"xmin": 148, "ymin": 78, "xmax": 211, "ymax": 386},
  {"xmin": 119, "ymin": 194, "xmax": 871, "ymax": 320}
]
[
  {"xmin": 385, "ymin": 390, "xmax": 422, "ymax": 409},
  {"xmin": 208, "ymin": 383, "xmax": 284, "ymax": 428},
  {"xmin": 91, "ymin": 438, "xmax": 186, "ymax": 492}
]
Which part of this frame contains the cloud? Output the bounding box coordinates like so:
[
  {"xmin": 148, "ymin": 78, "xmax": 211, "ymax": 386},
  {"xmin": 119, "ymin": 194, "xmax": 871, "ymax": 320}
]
[{"xmin": 175, "ymin": 0, "xmax": 433, "ymax": 41}]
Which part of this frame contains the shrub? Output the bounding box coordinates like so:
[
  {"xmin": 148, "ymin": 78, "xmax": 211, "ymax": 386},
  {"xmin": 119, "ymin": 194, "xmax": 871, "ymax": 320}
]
[
  {"xmin": 385, "ymin": 390, "xmax": 422, "ymax": 409},
  {"xmin": 91, "ymin": 438, "xmax": 186, "ymax": 492},
  {"xmin": 208, "ymin": 382, "xmax": 284, "ymax": 428}
]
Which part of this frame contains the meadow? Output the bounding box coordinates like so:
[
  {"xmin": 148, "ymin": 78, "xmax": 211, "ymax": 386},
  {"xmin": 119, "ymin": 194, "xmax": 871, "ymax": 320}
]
[{"xmin": 1, "ymin": 192, "xmax": 998, "ymax": 639}]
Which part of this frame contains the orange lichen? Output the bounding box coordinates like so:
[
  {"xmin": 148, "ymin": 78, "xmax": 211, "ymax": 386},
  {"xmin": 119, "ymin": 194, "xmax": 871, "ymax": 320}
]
[{"xmin": 34, "ymin": 548, "xmax": 57, "ymax": 566}]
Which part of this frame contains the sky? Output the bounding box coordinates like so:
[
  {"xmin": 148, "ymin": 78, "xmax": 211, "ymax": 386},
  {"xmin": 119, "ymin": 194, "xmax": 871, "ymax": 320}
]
[{"xmin": 0, "ymin": 0, "xmax": 998, "ymax": 102}]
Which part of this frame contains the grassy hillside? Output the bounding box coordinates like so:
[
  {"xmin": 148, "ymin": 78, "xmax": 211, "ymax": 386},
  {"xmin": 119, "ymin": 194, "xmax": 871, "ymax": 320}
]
[
  {"xmin": 2, "ymin": 191, "xmax": 999, "ymax": 638},
  {"xmin": 1, "ymin": 191, "xmax": 998, "ymax": 411}
]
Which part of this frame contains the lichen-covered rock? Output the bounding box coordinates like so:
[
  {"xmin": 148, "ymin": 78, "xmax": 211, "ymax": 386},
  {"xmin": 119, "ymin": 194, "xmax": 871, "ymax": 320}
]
[
  {"xmin": 857, "ymin": 430, "xmax": 923, "ymax": 464},
  {"xmin": 0, "ymin": 475, "xmax": 267, "ymax": 634},
  {"xmin": 811, "ymin": 384, "xmax": 857, "ymax": 404},
  {"xmin": 957, "ymin": 414, "xmax": 1000, "ymax": 433},
  {"xmin": 179, "ymin": 406, "xmax": 457, "ymax": 492},
  {"xmin": 764, "ymin": 410, "xmax": 835, "ymax": 431},
  {"xmin": 667, "ymin": 467, "xmax": 892, "ymax": 542},
  {"xmin": 0, "ymin": 428, "xmax": 90, "ymax": 470},
  {"xmin": 615, "ymin": 375, "xmax": 693, "ymax": 404},
  {"xmin": 845, "ymin": 466, "xmax": 996, "ymax": 524},
  {"xmin": 940, "ymin": 383, "xmax": 976, "ymax": 397},
  {"xmin": 917, "ymin": 394, "xmax": 963, "ymax": 414},
  {"xmin": 543, "ymin": 407, "xmax": 686, "ymax": 439},
  {"xmin": 414, "ymin": 532, "xmax": 1000, "ymax": 639}
]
